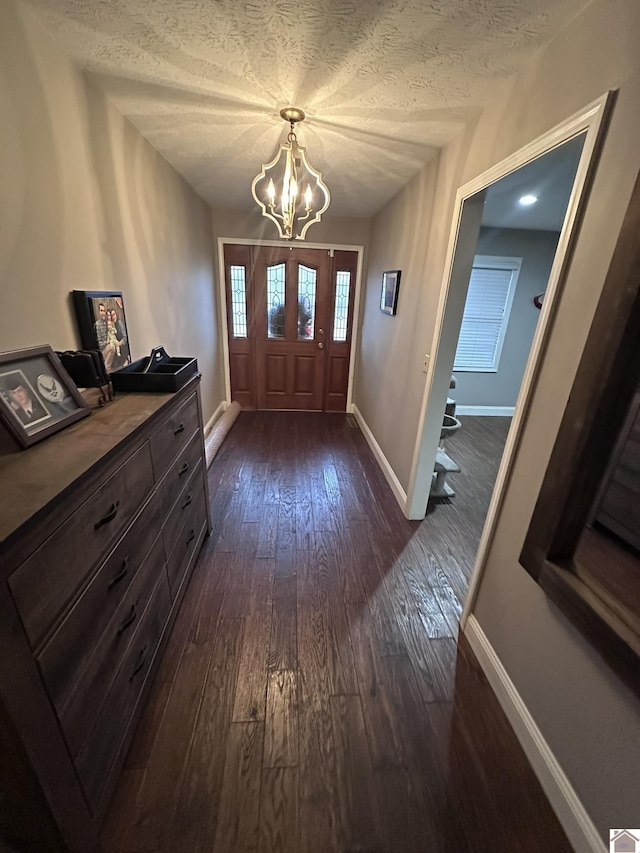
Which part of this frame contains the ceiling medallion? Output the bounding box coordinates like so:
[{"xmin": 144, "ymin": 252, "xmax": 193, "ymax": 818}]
[{"xmin": 251, "ymin": 107, "xmax": 330, "ymax": 240}]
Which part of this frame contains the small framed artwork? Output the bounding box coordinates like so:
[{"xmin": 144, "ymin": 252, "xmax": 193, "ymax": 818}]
[
  {"xmin": 72, "ymin": 291, "xmax": 132, "ymax": 373},
  {"xmin": 380, "ymin": 270, "xmax": 401, "ymax": 316},
  {"xmin": 0, "ymin": 346, "xmax": 91, "ymax": 448}
]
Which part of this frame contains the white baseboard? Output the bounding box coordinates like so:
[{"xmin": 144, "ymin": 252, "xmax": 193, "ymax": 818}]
[
  {"xmin": 204, "ymin": 400, "xmax": 228, "ymax": 437},
  {"xmin": 455, "ymin": 405, "xmax": 515, "ymax": 416},
  {"xmin": 464, "ymin": 616, "xmax": 606, "ymax": 853},
  {"xmin": 351, "ymin": 405, "xmax": 408, "ymax": 511}
]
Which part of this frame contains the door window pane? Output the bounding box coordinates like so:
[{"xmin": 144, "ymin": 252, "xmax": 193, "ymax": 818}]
[
  {"xmin": 297, "ymin": 264, "xmax": 317, "ymax": 340},
  {"xmin": 267, "ymin": 262, "xmax": 286, "ymax": 338},
  {"xmin": 333, "ymin": 270, "xmax": 351, "ymax": 342},
  {"xmin": 230, "ymin": 265, "xmax": 248, "ymax": 338}
]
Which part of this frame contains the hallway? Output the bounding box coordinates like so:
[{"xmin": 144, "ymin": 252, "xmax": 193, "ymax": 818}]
[{"xmin": 103, "ymin": 412, "xmax": 569, "ymax": 852}]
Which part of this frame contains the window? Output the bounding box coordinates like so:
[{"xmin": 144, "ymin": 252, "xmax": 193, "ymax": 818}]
[
  {"xmin": 230, "ymin": 265, "xmax": 248, "ymax": 338},
  {"xmin": 267, "ymin": 262, "xmax": 286, "ymax": 338},
  {"xmin": 297, "ymin": 264, "xmax": 317, "ymax": 339},
  {"xmin": 333, "ymin": 270, "xmax": 351, "ymax": 342},
  {"xmin": 454, "ymin": 256, "xmax": 521, "ymax": 372}
]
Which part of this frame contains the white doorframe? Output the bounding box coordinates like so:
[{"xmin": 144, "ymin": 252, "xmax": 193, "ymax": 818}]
[
  {"xmin": 402, "ymin": 92, "xmax": 614, "ymax": 626},
  {"xmin": 216, "ymin": 237, "xmax": 365, "ymax": 411}
]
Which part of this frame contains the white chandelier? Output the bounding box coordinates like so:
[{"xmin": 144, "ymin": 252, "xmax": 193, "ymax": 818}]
[{"xmin": 251, "ymin": 107, "xmax": 330, "ymax": 241}]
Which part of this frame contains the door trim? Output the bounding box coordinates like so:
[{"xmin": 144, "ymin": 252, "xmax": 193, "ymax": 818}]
[
  {"xmin": 400, "ymin": 92, "xmax": 614, "ymax": 629},
  {"xmin": 217, "ymin": 238, "xmax": 365, "ymax": 411}
]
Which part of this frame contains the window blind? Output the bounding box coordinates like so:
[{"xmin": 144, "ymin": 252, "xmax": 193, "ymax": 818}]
[{"xmin": 454, "ymin": 261, "xmax": 519, "ymax": 372}]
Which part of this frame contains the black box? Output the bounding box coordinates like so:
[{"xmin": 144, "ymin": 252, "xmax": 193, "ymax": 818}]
[{"xmin": 111, "ymin": 346, "xmax": 199, "ymax": 393}]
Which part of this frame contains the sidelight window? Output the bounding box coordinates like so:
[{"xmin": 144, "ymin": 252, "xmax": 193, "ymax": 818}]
[
  {"xmin": 333, "ymin": 270, "xmax": 351, "ymax": 342},
  {"xmin": 230, "ymin": 265, "xmax": 248, "ymax": 338}
]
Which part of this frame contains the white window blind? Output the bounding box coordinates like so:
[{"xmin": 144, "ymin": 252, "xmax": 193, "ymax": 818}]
[{"xmin": 454, "ymin": 256, "xmax": 521, "ymax": 372}]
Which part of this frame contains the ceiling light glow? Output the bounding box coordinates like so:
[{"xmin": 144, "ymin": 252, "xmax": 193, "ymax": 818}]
[{"xmin": 519, "ymin": 194, "xmax": 538, "ymax": 206}]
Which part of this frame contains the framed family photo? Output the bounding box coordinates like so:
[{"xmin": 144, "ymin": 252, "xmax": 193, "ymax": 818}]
[
  {"xmin": 72, "ymin": 290, "xmax": 132, "ymax": 373},
  {"xmin": 0, "ymin": 346, "xmax": 90, "ymax": 448},
  {"xmin": 380, "ymin": 270, "xmax": 401, "ymax": 316}
]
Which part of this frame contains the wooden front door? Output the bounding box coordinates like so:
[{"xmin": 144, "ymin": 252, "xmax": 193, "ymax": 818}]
[{"xmin": 224, "ymin": 244, "xmax": 357, "ymax": 411}]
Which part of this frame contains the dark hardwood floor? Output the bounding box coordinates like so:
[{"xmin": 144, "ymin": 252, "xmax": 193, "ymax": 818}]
[{"xmin": 102, "ymin": 412, "xmax": 570, "ymax": 852}]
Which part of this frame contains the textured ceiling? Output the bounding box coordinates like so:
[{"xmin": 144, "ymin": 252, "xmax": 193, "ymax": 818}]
[{"xmin": 22, "ymin": 0, "xmax": 591, "ymax": 218}]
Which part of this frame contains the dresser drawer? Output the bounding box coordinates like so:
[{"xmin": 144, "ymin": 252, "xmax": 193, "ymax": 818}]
[
  {"xmin": 36, "ymin": 486, "xmax": 166, "ymax": 713},
  {"xmin": 74, "ymin": 571, "xmax": 171, "ymax": 812},
  {"xmin": 157, "ymin": 429, "xmax": 202, "ymax": 519},
  {"xmin": 165, "ymin": 488, "xmax": 207, "ymax": 597},
  {"xmin": 149, "ymin": 392, "xmax": 200, "ymax": 479},
  {"xmin": 51, "ymin": 535, "xmax": 166, "ymax": 757},
  {"xmin": 163, "ymin": 462, "xmax": 205, "ymax": 552},
  {"xmin": 10, "ymin": 443, "xmax": 155, "ymax": 649}
]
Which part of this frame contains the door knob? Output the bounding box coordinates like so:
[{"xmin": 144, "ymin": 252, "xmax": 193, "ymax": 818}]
[
  {"xmin": 317, "ymin": 342, "xmax": 324, "ymax": 349},
  {"xmin": 318, "ymin": 328, "xmax": 324, "ymax": 335}
]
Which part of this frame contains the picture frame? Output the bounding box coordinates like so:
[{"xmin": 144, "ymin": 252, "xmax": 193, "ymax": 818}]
[
  {"xmin": 72, "ymin": 290, "xmax": 132, "ymax": 373},
  {"xmin": 380, "ymin": 270, "xmax": 401, "ymax": 316},
  {"xmin": 0, "ymin": 346, "xmax": 91, "ymax": 449}
]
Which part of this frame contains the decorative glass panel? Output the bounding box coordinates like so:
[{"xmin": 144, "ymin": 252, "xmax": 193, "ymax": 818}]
[
  {"xmin": 297, "ymin": 264, "xmax": 317, "ymax": 340},
  {"xmin": 333, "ymin": 270, "xmax": 351, "ymax": 342},
  {"xmin": 267, "ymin": 262, "xmax": 286, "ymax": 338},
  {"xmin": 230, "ymin": 265, "xmax": 248, "ymax": 338}
]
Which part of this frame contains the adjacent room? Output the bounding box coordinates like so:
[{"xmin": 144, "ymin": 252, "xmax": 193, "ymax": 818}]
[{"xmin": 1, "ymin": 1, "xmax": 639, "ymax": 852}]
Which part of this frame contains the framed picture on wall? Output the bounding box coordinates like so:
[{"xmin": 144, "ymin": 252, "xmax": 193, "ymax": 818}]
[
  {"xmin": 72, "ymin": 290, "xmax": 132, "ymax": 373},
  {"xmin": 380, "ymin": 270, "xmax": 401, "ymax": 316},
  {"xmin": 0, "ymin": 346, "xmax": 90, "ymax": 449}
]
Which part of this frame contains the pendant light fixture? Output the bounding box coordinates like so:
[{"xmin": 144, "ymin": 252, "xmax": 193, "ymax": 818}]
[{"xmin": 251, "ymin": 107, "xmax": 330, "ymax": 240}]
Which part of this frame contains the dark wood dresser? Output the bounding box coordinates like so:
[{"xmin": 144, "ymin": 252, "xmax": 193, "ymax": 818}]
[{"xmin": 0, "ymin": 378, "xmax": 211, "ymax": 852}]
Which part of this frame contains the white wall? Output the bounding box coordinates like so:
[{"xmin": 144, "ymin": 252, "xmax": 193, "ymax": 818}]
[
  {"xmin": 0, "ymin": 1, "xmax": 224, "ymax": 421},
  {"xmin": 354, "ymin": 0, "xmax": 640, "ymax": 841},
  {"xmin": 454, "ymin": 228, "xmax": 559, "ymax": 409}
]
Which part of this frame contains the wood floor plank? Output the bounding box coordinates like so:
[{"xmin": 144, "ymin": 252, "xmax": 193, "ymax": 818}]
[
  {"xmin": 258, "ymin": 767, "xmax": 299, "ymax": 853},
  {"xmin": 212, "ymin": 721, "xmax": 264, "ymax": 853},
  {"xmin": 269, "ymin": 576, "xmax": 297, "ymax": 670},
  {"xmin": 123, "ymin": 641, "xmax": 212, "ymax": 851},
  {"xmin": 329, "ymin": 694, "xmax": 382, "ymax": 852},
  {"xmin": 256, "ymin": 504, "xmax": 279, "ymax": 559},
  {"xmin": 263, "ymin": 669, "xmax": 298, "ymax": 768},
  {"xmin": 232, "ymin": 609, "xmax": 272, "ymax": 722},
  {"xmin": 101, "ymin": 769, "xmax": 146, "ymax": 853},
  {"xmin": 346, "ymin": 602, "xmax": 405, "ymax": 770},
  {"xmin": 165, "ymin": 618, "xmax": 245, "ymax": 852}
]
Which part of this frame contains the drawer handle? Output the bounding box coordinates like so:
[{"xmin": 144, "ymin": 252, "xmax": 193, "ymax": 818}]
[
  {"xmin": 95, "ymin": 500, "xmax": 120, "ymax": 530},
  {"xmin": 179, "ymin": 462, "xmax": 190, "ymax": 477},
  {"xmin": 130, "ymin": 645, "xmax": 148, "ymax": 681},
  {"xmin": 182, "ymin": 493, "xmax": 192, "ymax": 510},
  {"xmin": 117, "ymin": 603, "xmax": 137, "ymax": 636},
  {"xmin": 107, "ymin": 557, "xmax": 130, "ymax": 591},
  {"xmin": 187, "ymin": 529, "xmax": 195, "ymax": 545},
  {"xmin": 174, "ymin": 423, "xmax": 185, "ymax": 436}
]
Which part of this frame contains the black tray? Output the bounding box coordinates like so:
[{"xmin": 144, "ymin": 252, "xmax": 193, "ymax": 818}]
[{"xmin": 111, "ymin": 346, "xmax": 199, "ymax": 393}]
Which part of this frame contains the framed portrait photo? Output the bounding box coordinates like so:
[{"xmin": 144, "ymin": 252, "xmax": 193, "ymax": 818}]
[
  {"xmin": 380, "ymin": 270, "xmax": 401, "ymax": 316},
  {"xmin": 0, "ymin": 346, "xmax": 90, "ymax": 449},
  {"xmin": 72, "ymin": 290, "xmax": 132, "ymax": 373}
]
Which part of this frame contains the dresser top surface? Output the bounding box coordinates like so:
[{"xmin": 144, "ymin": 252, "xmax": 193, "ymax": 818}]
[{"xmin": 0, "ymin": 379, "xmax": 199, "ymax": 548}]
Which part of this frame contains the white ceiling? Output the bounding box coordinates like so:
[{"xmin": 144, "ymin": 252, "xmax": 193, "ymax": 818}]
[
  {"xmin": 23, "ymin": 0, "xmax": 592, "ymax": 218},
  {"xmin": 481, "ymin": 132, "xmax": 586, "ymax": 231}
]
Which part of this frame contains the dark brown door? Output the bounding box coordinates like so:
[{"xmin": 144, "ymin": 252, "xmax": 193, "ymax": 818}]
[
  {"xmin": 254, "ymin": 246, "xmax": 330, "ymax": 410},
  {"xmin": 224, "ymin": 244, "xmax": 358, "ymax": 411}
]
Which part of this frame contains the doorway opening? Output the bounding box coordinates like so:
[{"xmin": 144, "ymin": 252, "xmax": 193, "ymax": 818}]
[
  {"xmin": 221, "ymin": 243, "xmax": 360, "ymax": 411},
  {"xmin": 403, "ymin": 93, "xmax": 614, "ymax": 622}
]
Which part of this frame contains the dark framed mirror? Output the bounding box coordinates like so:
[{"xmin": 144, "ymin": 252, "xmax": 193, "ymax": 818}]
[{"xmin": 520, "ymin": 169, "xmax": 640, "ymax": 693}]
